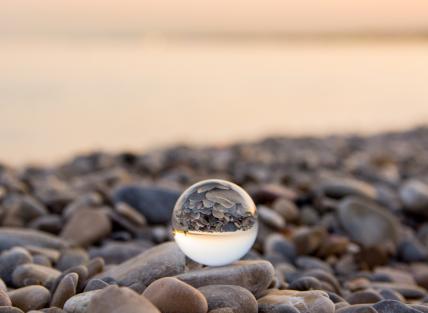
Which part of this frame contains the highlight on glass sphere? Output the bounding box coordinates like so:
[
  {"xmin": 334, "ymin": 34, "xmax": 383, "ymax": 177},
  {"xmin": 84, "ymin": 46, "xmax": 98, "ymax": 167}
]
[{"xmin": 172, "ymin": 179, "xmax": 258, "ymax": 266}]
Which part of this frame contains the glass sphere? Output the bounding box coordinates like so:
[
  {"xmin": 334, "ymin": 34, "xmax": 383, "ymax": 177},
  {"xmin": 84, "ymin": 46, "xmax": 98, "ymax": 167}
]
[{"xmin": 172, "ymin": 179, "xmax": 258, "ymax": 266}]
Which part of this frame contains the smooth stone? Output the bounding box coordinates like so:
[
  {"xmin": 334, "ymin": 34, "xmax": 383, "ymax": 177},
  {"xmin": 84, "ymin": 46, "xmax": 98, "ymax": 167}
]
[
  {"xmin": 398, "ymin": 239, "xmax": 428, "ymax": 262},
  {"xmin": 87, "ymin": 285, "xmax": 160, "ymax": 313},
  {"xmin": 400, "ymin": 180, "xmax": 428, "ymax": 215},
  {"xmin": 258, "ymin": 206, "xmax": 286, "ymax": 230},
  {"xmin": 292, "ymin": 226, "xmax": 326, "ymax": 255},
  {"xmin": 208, "ymin": 309, "xmax": 235, "ymax": 313},
  {"xmin": 411, "ymin": 305, "xmax": 428, "ymax": 313},
  {"xmin": 295, "ymin": 256, "xmax": 333, "ymax": 273},
  {"xmin": 12, "ymin": 264, "xmax": 61, "ymax": 288},
  {"xmin": 0, "ymin": 307, "xmax": 24, "ymax": 313},
  {"xmin": 63, "ymin": 290, "xmax": 98, "ymax": 313},
  {"xmin": 85, "ymin": 258, "xmax": 104, "ymax": 279},
  {"xmin": 378, "ymin": 289, "xmax": 405, "ymax": 302},
  {"xmin": 335, "ymin": 304, "xmax": 378, "ymax": 313},
  {"xmin": 0, "ymin": 247, "xmax": 33, "ymax": 285},
  {"xmin": 264, "ymin": 234, "xmax": 296, "ymax": 263},
  {"xmin": 1, "ymin": 194, "xmax": 48, "ymax": 226},
  {"xmin": 338, "ymin": 197, "xmax": 399, "ymax": 247},
  {"xmin": 0, "ymin": 291, "xmax": 11, "ymax": 306},
  {"xmin": 176, "ymin": 260, "xmax": 275, "ymax": 297},
  {"xmin": 289, "ymin": 277, "xmax": 322, "ymax": 291},
  {"xmin": 112, "ymin": 185, "xmax": 180, "ymax": 224},
  {"xmin": 373, "ymin": 300, "xmax": 423, "ymax": 313},
  {"xmin": 41, "ymin": 308, "xmax": 66, "ymax": 313},
  {"xmin": 50, "ymin": 273, "xmax": 78, "ymax": 308},
  {"xmin": 0, "ymin": 228, "xmax": 68, "ymax": 252},
  {"xmin": 33, "ymin": 255, "xmax": 52, "ymax": 267},
  {"xmin": 346, "ymin": 290, "xmax": 383, "ymax": 304},
  {"xmin": 199, "ymin": 285, "xmax": 257, "ymax": 313},
  {"xmin": 53, "ymin": 265, "xmax": 88, "ymax": 294},
  {"xmin": 83, "ymin": 279, "xmax": 110, "ymax": 292},
  {"xmin": 0, "ymin": 280, "xmax": 6, "ymax": 292},
  {"xmin": 317, "ymin": 235, "xmax": 349, "ymax": 258},
  {"xmin": 97, "ymin": 242, "xmax": 186, "ymax": 293},
  {"xmin": 60, "ymin": 209, "xmax": 112, "ymax": 247},
  {"xmin": 370, "ymin": 282, "xmax": 427, "ymax": 299},
  {"xmin": 258, "ymin": 289, "xmax": 335, "ymax": 313},
  {"xmin": 258, "ymin": 303, "xmax": 301, "ymax": 313},
  {"xmin": 8, "ymin": 286, "xmax": 50, "ymax": 312},
  {"xmin": 320, "ymin": 177, "xmax": 377, "ymax": 199},
  {"xmin": 143, "ymin": 277, "xmax": 208, "ymax": 313},
  {"xmin": 29, "ymin": 215, "xmax": 63, "ymax": 235},
  {"xmin": 303, "ymin": 269, "xmax": 341, "ymax": 294},
  {"xmin": 273, "ymin": 198, "xmax": 299, "ymax": 222},
  {"xmin": 89, "ymin": 240, "xmax": 153, "ymax": 265},
  {"xmin": 56, "ymin": 249, "xmax": 89, "ymax": 271}
]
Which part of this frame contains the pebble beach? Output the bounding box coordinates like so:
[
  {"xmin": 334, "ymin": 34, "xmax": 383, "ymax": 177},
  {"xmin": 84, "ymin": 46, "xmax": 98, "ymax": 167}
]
[{"xmin": 1, "ymin": 126, "xmax": 428, "ymax": 312}]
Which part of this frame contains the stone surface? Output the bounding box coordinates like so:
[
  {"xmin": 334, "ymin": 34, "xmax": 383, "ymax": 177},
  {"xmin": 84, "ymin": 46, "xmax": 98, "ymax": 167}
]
[
  {"xmin": 97, "ymin": 242, "xmax": 186, "ymax": 292},
  {"xmin": 50, "ymin": 273, "xmax": 78, "ymax": 308},
  {"xmin": 373, "ymin": 300, "xmax": 423, "ymax": 313},
  {"xmin": 8, "ymin": 286, "xmax": 51, "ymax": 312},
  {"xmin": 199, "ymin": 284, "xmax": 257, "ymax": 313},
  {"xmin": 338, "ymin": 197, "xmax": 399, "ymax": 248},
  {"xmin": 0, "ymin": 247, "xmax": 33, "ymax": 286},
  {"xmin": 0, "ymin": 229, "xmax": 68, "ymax": 252},
  {"xmin": 63, "ymin": 290, "xmax": 98, "ymax": 313},
  {"xmin": 60, "ymin": 209, "xmax": 112, "ymax": 247},
  {"xmin": 113, "ymin": 185, "xmax": 180, "ymax": 224},
  {"xmin": 87, "ymin": 285, "xmax": 160, "ymax": 313},
  {"xmin": 176, "ymin": 260, "xmax": 275, "ymax": 297},
  {"xmin": 12, "ymin": 264, "xmax": 61, "ymax": 288},
  {"xmin": 143, "ymin": 277, "xmax": 208, "ymax": 313},
  {"xmin": 258, "ymin": 289, "xmax": 335, "ymax": 313},
  {"xmin": 400, "ymin": 180, "xmax": 428, "ymax": 215}
]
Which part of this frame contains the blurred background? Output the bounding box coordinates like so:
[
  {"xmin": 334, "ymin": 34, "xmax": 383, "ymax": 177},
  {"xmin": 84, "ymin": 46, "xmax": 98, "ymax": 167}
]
[{"xmin": 1, "ymin": 0, "xmax": 428, "ymax": 165}]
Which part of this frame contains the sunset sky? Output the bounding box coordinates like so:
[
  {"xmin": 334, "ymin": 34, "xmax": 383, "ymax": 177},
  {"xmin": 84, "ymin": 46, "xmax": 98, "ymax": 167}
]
[{"xmin": 2, "ymin": 0, "xmax": 428, "ymax": 36}]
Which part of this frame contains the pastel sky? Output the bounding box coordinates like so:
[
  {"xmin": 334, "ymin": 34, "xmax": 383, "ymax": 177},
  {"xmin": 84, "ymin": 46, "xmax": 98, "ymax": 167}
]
[{"xmin": 2, "ymin": 0, "xmax": 428, "ymax": 35}]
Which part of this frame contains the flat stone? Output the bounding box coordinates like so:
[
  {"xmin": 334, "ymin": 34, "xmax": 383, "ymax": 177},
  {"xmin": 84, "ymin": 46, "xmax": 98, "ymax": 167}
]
[
  {"xmin": 0, "ymin": 228, "xmax": 68, "ymax": 252},
  {"xmin": 199, "ymin": 284, "xmax": 257, "ymax": 313},
  {"xmin": 338, "ymin": 197, "xmax": 400, "ymax": 248},
  {"xmin": 400, "ymin": 180, "xmax": 428, "ymax": 215},
  {"xmin": 56, "ymin": 249, "xmax": 89, "ymax": 272},
  {"xmin": 320, "ymin": 177, "xmax": 377, "ymax": 199},
  {"xmin": 8, "ymin": 286, "xmax": 51, "ymax": 312},
  {"xmin": 87, "ymin": 285, "xmax": 160, "ymax": 313},
  {"xmin": 60, "ymin": 209, "xmax": 111, "ymax": 247},
  {"xmin": 258, "ymin": 303, "xmax": 301, "ymax": 313},
  {"xmin": 370, "ymin": 282, "xmax": 427, "ymax": 299},
  {"xmin": 97, "ymin": 242, "xmax": 186, "ymax": 293},
  {"xmin": 346, "ymin": 290, "xmax": 383, "ymax": 304},
  {"xmin": 0, "ymin": 290, "xmax": 11, "ymax": 306},
  {"xmin": 12, "ymin": 264, "xmax": 61, "ymax": 288},
  {"xmin": 113, "ymin": 185, "xmax": 180, "ymax": 224},
  {"xmin": 143, "ymin": 277, "xmax": 208, "ymax": 313},
  {"xmin": 0, "ymin": 307, "xmax": 25, "ymax": 313},
  {"xmin": 373, "ymin": 300, "xmax": 423, "ymax": 313},
  {"xmin": 292, "ymin": 226, "xmax": 327, "ymax": 255},
  {"xmin": 63, "ymin": 290, "xmax": 98, "ymax": 313},
  {"xmin": 258, "ymin": 289, "xmax": 335, "ymax": 313},
  {"xmin": 335, "ymin": 305, "xmax": 378, "ymax": 313},
  {"xmin": 0, "ymin": 247, "xmax": 33, "ymax": 286},
  {"xmin": 50, "ymin": 273, "xmax": 78, "ymax": 308},
  {"xmin": 176, "ymin": 260, "xmax": 275, "ymax": 297}
]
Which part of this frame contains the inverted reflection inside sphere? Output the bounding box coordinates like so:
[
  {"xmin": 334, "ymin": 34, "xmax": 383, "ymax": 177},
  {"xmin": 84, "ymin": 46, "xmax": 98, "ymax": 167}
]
[{"xmin": 172, "ymin": 179, "xmax": 258, "ymax": 266}]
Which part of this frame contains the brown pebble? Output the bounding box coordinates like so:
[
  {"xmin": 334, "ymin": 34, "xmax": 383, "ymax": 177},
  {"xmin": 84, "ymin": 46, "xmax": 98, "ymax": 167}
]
[
  {"xmin": 143, "ymin": 277, "xmax": 208, "ymax": 313},
  {"xmin": 0, "ymin": 307, "xmax": 25, "ymax": 313},
  {"xmin": 85, "ymin": 257, "xmax": 104, "ymax": 279},
  {"xmin": 8, "ymin": 285, "xmax": 51, "ymax": 312},
  {"xmin": 50, "ymin": 273, "xmax": 78, "ymax": 308},
  {"xmin": 0, "ymin": 290, "xmax": 12, "ymax": 306}
]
